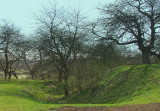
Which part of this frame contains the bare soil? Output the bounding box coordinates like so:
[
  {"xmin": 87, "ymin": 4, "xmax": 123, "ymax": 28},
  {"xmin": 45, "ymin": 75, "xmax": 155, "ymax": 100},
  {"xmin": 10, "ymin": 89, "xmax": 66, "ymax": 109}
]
[
  {"xmin": 112, "ymin": 103, "xmax": 160, "ymax": 111},
  {"xmin": 55, "ymin": 103, "xmax": 160, "ymax": 111},
  {"xmin": 56, "ymin": 106, "xmax": 110, "ymax": 111}
]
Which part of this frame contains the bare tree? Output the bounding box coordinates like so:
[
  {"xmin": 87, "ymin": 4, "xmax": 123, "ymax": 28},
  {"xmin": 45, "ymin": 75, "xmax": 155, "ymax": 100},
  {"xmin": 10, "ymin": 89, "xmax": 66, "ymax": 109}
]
[
  {"xmin": 93, "ymin": 0, "xmax": 160, "ymax": 64},
  {"xmin": 35, "ymin": 2, "xmax": 86, "ymax": 96},
  {"xmin": 17, "ymin": 38, "xmax": 43, "ymax": 80},
  {"xmin": 0, "ymin": 21, "xmax": 23, "ymax": 79}
]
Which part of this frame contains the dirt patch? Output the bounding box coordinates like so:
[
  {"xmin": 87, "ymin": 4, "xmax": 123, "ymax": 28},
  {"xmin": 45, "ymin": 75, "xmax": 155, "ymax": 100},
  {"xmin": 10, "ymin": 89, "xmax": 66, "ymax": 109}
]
[
  {"xmin": 48, "ymin": 84, "xmax": 56, "ymax": 88},
  {"xmin": 56, "ymin": 106, "xmax": 111, "ymax": 111},
  {"xmin": 56, "ymin": 103, "xmax": 160, "ymax": 111},
  {"xmin": 112, "ymin": 103, "xmax": 160, "ymax": 111}
]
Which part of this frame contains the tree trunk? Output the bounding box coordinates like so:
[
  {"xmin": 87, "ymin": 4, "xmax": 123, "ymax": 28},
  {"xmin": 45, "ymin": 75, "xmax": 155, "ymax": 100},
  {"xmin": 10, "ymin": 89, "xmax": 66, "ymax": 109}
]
[
  {"xmin": 63, "ymin": 65, "xmax": 69, "ymax": 96},
  {"xmin": 13, "ymin": 73, "xmax": 18, "ymax": 79},
  {"xmin": 64, "ymin": 73, "xmax": 69, "ymax": 96},
  {"xmin": 8, "ymin": 72, "xmax": 11, "ymax": 79},
  {"xmin": 4, "ymin": 40, "xmax": 9, "ymax": 79},
  {"xmin": 4, "ymin": 51, "xmax": 9, "ymax": 79},
  {"xmin": 58, "ymin": 71, "xmax": 63, "ymax": 82},
  {"xmin": 142, "ymin": 50, "xmax": 151, "ymax": 64},
  {"xmin": 4, "ymin": 71, "xmax": 7, "ymax": 79},
  {"xmin": 30, "ymin": 71, "xmax": 35, "ymax": 79}
]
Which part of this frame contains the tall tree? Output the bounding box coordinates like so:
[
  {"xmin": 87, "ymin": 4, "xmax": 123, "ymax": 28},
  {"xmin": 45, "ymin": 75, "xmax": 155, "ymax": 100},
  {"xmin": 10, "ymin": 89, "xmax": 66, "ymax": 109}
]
[
  {"xmin": 35, "ymin": 3, "xmax": 86, "ymax": 96},
  {"xmin": 93, "ymin": 0, "xmax": 160, "ymax": 64}
]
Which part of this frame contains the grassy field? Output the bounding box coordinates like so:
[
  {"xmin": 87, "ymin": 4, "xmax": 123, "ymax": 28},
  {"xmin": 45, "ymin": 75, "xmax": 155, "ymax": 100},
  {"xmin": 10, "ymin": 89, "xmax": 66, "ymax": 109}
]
[
  {"xmin": 0, "ymin": 80, "xmax": 111, "ymax": 111},
  {"xmin": 0, "ymin": 64, "xmax": 160, "ymax": 111}
]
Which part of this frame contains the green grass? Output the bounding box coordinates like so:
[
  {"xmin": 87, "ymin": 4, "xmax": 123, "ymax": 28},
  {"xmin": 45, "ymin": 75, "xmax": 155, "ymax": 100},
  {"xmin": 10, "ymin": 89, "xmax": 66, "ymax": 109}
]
[
  {"xmin": 0, "ymin": 64, "xmax": 160, "ymax": 110},
  {"xmin": 0, "ymin": 80, "xmax": 50, "ymax": 111},
  {"xmin": 0, "ymin": 80, "xmax": 112, "ymax": 111},
  {"xmin": 62, "ymin": 64, "xmax": 160, "ymax": 104}
]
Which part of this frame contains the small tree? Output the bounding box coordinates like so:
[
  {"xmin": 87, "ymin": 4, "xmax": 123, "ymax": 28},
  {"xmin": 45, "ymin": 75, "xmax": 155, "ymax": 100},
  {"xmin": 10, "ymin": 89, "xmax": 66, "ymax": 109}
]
[
  {"xmin": 0, "ymin": 21, "xmax": 23, "ymax": 79},
  {"xmin": 18, "ymin": 38, "xmax": 44, "ymax": 80}
]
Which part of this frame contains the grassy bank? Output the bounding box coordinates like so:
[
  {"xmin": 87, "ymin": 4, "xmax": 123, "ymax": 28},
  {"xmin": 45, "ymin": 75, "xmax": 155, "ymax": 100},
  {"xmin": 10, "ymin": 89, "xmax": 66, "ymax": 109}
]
[
  {"xmin": 0, "ymin": 80, "xmax": 112, "ymax": 111},
  {"xmin": 62, "ymin": 64, "xmax": 160, "ymax": 105},
  {"xmin": 0, "ymin": 64, "xmax": 160, "ymax": 110}
]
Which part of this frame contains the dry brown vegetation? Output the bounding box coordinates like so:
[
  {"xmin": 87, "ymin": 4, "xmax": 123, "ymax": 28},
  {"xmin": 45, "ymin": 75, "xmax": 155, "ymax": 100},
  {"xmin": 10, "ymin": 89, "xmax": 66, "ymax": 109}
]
[{"xmin": 56, "ymin": 103, "xmax": 160, "ymax": 111}]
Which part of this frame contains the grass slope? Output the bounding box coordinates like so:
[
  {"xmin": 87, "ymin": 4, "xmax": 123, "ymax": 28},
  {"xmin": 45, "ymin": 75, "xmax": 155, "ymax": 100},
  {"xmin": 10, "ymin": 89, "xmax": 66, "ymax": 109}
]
[
  {"xmin": 62, "ymin": 64, "xmax": 160, "ymax": 105},
  {"xmin": 0, "ymin": 80, "xmax": 61, "ymax": 111},
  {"xmin": 0, "ymin": 80, "xmax": 110, "ymax": 111},
  {"xmin": 0, "ymin": 64, "xmax": 160, "ymax": 111}
]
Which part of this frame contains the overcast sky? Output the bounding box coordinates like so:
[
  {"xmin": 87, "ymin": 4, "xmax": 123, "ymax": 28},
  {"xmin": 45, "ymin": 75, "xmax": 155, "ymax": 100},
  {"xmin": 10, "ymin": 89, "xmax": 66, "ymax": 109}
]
[{"xmin": 0, "ymin": 0, "xmax": 114, "ymax": 34}]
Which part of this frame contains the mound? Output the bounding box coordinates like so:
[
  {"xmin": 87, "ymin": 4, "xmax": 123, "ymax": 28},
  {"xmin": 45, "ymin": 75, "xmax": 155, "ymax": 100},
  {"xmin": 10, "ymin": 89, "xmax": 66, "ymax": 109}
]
[{"xmin": 62, "ymin": 64, "xmax": 160, "ymax": 104}]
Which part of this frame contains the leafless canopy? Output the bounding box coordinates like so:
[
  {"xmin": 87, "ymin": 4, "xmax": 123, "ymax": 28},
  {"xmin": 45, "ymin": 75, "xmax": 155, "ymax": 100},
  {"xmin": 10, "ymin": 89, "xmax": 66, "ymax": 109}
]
[{"xmin": 93, "ymin": 0, "xmax": 160, "ymax": 64}]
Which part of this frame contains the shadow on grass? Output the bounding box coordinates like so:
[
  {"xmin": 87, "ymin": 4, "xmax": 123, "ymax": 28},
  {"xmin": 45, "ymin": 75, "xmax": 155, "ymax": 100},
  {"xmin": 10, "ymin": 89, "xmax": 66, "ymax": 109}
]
[{"xmin": 61, "ymin": 64, "xmax": 160, "ymax": 104}]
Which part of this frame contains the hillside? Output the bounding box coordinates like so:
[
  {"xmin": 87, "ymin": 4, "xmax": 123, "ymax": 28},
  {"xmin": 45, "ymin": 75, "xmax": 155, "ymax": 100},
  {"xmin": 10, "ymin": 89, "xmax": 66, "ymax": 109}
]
[
  {"xmin": 0, "ymin": 80, "xmax": 62, "ymax": 111},
  {"xmin": 62, "ymin": 64, "xmax": 160, "ymax": 105},
  {"xmin": 0, "ymin": 80, "xmax": 109, "ymax": 111},
  {"xmin": 0, "ymin": 64, "xmax": 160, "ymax": 111}
]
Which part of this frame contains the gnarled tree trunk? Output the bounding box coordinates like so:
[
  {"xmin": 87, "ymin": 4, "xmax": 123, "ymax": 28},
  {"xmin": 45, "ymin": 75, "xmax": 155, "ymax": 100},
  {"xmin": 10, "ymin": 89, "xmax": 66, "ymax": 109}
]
[{"xmin": 141, "ymin": 49, "xmax": 151, "ymax": 64}]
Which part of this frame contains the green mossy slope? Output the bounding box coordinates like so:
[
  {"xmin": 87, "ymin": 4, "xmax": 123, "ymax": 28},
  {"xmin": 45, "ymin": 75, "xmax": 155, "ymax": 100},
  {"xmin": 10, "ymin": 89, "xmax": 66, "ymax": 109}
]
[{"xmin": 62, "ymin": 64, "xmax": 160, "ymax": 105}]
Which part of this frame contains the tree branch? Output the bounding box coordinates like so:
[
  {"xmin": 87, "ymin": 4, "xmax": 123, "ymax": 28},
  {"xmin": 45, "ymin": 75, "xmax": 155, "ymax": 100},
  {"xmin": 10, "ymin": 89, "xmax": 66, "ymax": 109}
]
[{"xmin": 92, "ymin": 24, "xmax": 137, "ymax": 45}]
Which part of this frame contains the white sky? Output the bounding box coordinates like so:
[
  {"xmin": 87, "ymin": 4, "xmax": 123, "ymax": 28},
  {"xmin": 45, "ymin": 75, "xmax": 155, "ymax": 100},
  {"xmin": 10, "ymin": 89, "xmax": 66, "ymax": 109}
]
[{"xmin": 0, "ymin": 0, "xmax": 114, "ymax": 35}]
